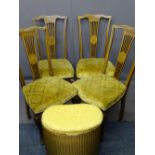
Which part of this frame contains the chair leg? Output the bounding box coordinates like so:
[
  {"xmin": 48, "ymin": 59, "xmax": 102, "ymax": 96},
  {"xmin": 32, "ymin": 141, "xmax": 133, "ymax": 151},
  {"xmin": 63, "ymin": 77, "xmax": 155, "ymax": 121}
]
[
  {"xmin": 34, "ymin": 114, "xmax": 44, "ymax": 144},
  {"xmin": 25, "ymin": 102, "xmax": 31, "ymax": 120},
  {"xmin": 118, "ymin": 96, "xmax": 126, "ymax": 122},
  {"xmin": 100, "ymin": 112, "xmax": 106, "ymax": 142},
  {"xmin": 71, "ymin": 95, "xmax": 81, "ymax": 103}
]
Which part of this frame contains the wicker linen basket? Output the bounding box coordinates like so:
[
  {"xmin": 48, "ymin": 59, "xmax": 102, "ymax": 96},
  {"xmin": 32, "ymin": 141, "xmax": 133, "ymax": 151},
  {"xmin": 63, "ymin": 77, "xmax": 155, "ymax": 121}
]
[{"xmin": 42, "ymin": 104, "xmax": 103, "ymax": 155}]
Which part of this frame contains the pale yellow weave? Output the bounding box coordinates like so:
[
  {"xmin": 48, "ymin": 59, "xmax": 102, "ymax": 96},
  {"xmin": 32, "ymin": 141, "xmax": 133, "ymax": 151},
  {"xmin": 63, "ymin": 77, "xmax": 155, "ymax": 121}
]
[
  {"xmin": 73, "ymin": 75, "xmax": 126, "ymax": 111},
  {"xmin": 42, "ymin": 104, "xmax": 103, "ymax": 135},
  {"xmin": 23, "ymin": 77, "xmax": 77, "ymax": 114},
  {"xmin": 38, "ymin": 59, "xmax": 74, "ymax": 78},
  {"xmin": 76, "ymin": 58, "xmax": 115, "ymax": 78}
]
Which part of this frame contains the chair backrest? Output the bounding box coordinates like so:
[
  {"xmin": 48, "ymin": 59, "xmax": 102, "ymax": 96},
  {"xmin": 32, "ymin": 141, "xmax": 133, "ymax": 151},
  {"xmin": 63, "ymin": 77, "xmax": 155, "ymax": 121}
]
[
  {"xmin": 78, "ymin": 14, "xmax": 112, "ymax": 58},
  {"xmin": 103, "ymin": 25, "xmax": 135, "ymax": 89},
  {"xmin": 33, "ymin": 15, "xmax": 68, "ymax": 58},
  {"xmin": 33, "ymin": 15, "xmax": 68, "ymax": 75},
  {"xmin": 19, "ymin": 26, "xmax": 45, "ymax": 80}
]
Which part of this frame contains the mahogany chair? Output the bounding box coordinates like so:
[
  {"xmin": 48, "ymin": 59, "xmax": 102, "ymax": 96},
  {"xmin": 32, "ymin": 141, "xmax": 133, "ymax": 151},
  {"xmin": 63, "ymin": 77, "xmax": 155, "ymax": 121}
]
[
  {"xmin": 33, "ymin": 15, "xmax": 74, "ymax": 80},
  {"xmin": 73, "ymin": 25, "xmax": 135, "ymax": 121},
  {"xmin": 19, "ymin": 26, "xmax": 77, "ymax": 139},
  {"xmin": 76, "ymin": 14, "xmax": 115, "ymax": 78}
]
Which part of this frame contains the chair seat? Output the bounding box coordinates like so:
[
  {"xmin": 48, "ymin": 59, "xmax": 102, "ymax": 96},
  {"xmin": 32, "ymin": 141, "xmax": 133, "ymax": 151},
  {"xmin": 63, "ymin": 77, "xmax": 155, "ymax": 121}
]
[
  {"xmin": 42, "ymin": 104, "xmax": 103, "ymax": 135},
  {"xmin": 73, "ymin": 75, "xmax": 126, "ymax": 111},
  {"xmin": 23, "ymin": 77, "xmax": 77, "ymax": 114},
  {"xmin": 76, "ymin": 58, "xmax": 115, "ymax": 78},
  {"xmin": 38, "ymin": 59, "xmax": 74, "ymax": 78}
]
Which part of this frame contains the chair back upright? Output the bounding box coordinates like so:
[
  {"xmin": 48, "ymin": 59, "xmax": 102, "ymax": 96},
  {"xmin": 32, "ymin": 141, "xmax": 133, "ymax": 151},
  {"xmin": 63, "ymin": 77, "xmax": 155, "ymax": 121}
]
[
  {"xmin": 33, "ymin": 15, "xmax": 68, "ymax": 76},
  {"xmin": 103, "ymin": 25, "xmax": 135, "ymax": 89},
  {"xmin": 19, "ymin": 26, "xmax": 45, "ymax": 80},
  {"xmin": 19, "ymin": 66, "xmax": 26, "ymax": 88},
  {"xmin": 78, "ymin": 14, "xmax": 112, "ymax": 58}
]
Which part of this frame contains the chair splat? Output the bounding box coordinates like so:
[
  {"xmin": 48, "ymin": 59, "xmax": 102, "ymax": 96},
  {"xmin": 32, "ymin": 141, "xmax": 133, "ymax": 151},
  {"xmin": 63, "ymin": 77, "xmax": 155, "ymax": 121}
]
[
  {"xmin": 78, "ymin": 14, "xmax": 112, "ymax": 58},
  {"xmin": 33, "ymin": 15, "xmax": 68, "ymax": 59},
  {"xmin": 114, "ymin": 27, "xmax": 135, "ymax": 79}
]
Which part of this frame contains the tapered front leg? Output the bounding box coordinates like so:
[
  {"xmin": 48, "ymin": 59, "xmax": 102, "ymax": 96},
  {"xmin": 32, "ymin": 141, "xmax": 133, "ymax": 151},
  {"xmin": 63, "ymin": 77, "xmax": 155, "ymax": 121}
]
[
  {"xmin": 34, "ymin": 114, "xmax": 44, "ymax": 144},
  {"xmin": 118, "ymin": 95, "xmax": 126, "ymax": 122},
  {"xmin": 25, "ymin": 103, "xmax": 31, "ymax": 120}
]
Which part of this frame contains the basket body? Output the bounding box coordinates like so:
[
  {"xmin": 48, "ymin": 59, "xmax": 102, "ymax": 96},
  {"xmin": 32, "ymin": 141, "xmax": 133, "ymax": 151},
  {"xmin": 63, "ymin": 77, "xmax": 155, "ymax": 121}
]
[{"xmin": 43, "ymin": 126, "xmax": 101, "ymax": 155}]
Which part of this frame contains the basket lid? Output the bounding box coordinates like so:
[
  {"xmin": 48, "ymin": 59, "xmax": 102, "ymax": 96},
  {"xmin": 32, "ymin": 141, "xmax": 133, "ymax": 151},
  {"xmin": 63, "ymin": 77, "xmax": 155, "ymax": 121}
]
[{"xmin": 42, "ymin": 104, "xmax": 103, "ymax": 135}]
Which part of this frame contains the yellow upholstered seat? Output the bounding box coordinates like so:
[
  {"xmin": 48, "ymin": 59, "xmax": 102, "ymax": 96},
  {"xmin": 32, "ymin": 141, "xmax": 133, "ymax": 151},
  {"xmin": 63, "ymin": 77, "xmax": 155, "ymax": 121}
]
[
  {"xmin": 42, "ymin": 104, "xmax": 103, "ymax": 135},
  {"xmin": 76, "ymin": 58, "xmax": 115, "ymax": 78},
  {"xmin": 23, "ymin": 77, "xmax": 77, "ymax": 114},
  {"xmin": 73, "ymin": 75, "xmax": 126, "ymax": 111},
  {"xmin": 38, "ymin": 59, "xmax": 74, "ymax": 78}
]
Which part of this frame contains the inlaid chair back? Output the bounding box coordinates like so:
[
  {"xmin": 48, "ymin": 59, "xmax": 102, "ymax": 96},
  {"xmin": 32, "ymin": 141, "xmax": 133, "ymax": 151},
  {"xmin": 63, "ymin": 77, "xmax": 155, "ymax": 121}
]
[
  {"xmin": 19, "ymin": 26, "xmax": 45, "ymax": 80},
  {"xmin": 78, "ymin": 14, "xmax": 112, "ymax": 58},
  {"xmin": 103, "ymin": 25, "xmax": 135, "ymax": 89},
  {"xmin": 33, "ymin": 15, "xmax": 68, "ymax": 75}
]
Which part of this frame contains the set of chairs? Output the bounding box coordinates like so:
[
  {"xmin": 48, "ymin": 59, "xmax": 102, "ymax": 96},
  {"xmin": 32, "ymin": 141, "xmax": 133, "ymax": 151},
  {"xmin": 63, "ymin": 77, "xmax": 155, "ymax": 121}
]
[{"xmin": 19, "ymin": 14, "xmax": 135, "ymax": 138}]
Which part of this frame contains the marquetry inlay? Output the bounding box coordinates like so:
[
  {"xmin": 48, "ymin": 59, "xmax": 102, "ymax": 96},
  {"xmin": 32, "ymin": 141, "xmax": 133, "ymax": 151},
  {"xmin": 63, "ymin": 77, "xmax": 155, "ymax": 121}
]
[
  {"xmin": 118, "ymin": 51, "xmax": 126, "ymax": 63},
  {"xmin": 48, "ymin": 36, "xmax": 55, "ymax": 46},
  {"xmin": 29, "ymin": 53, "xmax": 37, "ymax": 65},
  {"xmin": 90, "ymin": 35, "xmax": 97, "ymax": 45}
]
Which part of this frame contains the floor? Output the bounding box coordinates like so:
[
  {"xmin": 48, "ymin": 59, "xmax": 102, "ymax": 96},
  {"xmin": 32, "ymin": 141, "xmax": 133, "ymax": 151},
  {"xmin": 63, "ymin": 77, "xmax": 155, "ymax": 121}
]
[{"xmin": 19, "ymin": 122, "xmax": 135, "ymax": 155}]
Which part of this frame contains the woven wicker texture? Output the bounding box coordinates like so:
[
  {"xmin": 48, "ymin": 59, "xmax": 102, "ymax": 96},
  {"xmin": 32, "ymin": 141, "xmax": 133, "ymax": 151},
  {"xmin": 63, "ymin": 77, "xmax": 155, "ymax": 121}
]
[
  {"xmin": 73, "ymin": 75, "xmax": 126, "ymax": 111},
  {"xmin": 43, "ymin": 126, "xmax": 101, "ymax": 155},
  {"xmin": 23, "ymin": 77, "xmax": 77, "ymax": 114},
  {"xmin": 38, "ymin": 59, "xmax": 74, "ymax": 78},
  {"xmin": 76, "ymin": 58, "xmax": 115, "ymax": 78},
  {"xmin": 42, "ymin": 104, "xmax": 103, "ymax": 134}
]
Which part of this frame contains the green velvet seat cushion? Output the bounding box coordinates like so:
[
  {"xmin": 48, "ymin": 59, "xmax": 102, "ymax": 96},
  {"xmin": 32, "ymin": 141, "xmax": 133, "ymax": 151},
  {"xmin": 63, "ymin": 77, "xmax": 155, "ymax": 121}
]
[
  {"xmin": 73, "ymin": 75, "xmax": 126, "ymax": 111},
  {"xmin": 76, "ymin": 58, "xmax": 115, "ymax": 78},
  {"xmin": 23, "ymin": 77, "xmax": 77, "ymax": 114},
  {"xmin": 39, "ymin": 59, "xmax": 74, "ymax": 78}
]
